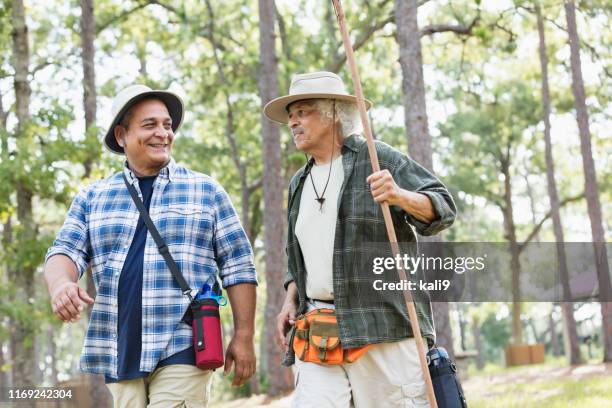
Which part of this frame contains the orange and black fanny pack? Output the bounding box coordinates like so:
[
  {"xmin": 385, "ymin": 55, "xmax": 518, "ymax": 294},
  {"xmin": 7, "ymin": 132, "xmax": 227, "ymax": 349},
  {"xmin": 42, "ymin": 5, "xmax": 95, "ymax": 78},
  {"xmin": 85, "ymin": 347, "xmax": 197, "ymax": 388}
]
[{"xmin": 292, "ymin": 308, "xmax": 372, "ymax": 364}]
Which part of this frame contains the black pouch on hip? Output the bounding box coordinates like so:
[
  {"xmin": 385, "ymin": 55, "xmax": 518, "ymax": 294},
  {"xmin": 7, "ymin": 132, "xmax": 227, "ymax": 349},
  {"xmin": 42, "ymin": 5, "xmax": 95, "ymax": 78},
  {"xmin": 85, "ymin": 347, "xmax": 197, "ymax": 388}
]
[{"xmin": 427, "ymin": 347, "xmax": 468, "ymax": 408}]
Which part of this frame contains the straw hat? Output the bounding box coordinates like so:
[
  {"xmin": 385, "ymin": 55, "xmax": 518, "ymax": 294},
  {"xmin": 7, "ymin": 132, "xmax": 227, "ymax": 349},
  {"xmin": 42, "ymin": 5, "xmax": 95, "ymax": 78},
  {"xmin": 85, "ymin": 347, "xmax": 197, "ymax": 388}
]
[
  {"xmin": 104, "ymin": 84, "xmax": 184, "ymax": 154},
  {"xmin": 263, "ymin": 71, "xmax": 372, "ymax": 124}
]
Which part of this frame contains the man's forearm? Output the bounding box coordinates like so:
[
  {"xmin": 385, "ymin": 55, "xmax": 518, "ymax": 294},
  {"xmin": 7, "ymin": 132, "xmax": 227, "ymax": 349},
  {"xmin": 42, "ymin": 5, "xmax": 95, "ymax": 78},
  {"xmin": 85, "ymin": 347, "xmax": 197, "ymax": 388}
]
[
  {"xmin": 44, "ymin": 254, "xmax": 79, "ymax": 295},
  {"xmin": 226, "ymin": 283, "xmax": 257, "ymax": 337},
  {"xmin": 284, "ymin": 281, "xmax": 298, "ymax": 305},
  {"xmin": 397, "ymin": 190, "xmax": 437, "ymax": 223}
]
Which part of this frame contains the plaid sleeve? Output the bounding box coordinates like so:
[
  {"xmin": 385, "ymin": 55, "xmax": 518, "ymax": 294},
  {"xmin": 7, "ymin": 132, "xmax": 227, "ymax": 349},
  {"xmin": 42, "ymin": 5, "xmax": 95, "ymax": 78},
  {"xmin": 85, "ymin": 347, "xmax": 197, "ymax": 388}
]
[
  {"xmin": 212, "ymin": 184, "xmax": 258, "ymax": 288},
  {"xmin": 45, "ymin": 186, "xmax": 91, "ymax": 279},
  {"xmin": 284, "ymin": 180, "xmax": 295, "ymax": 290},
  {"xmin": 389, "ymin": 150, "xmax": 457, "ymax": 236},
  {"xmin": 284, "ymin": 239, "xmax": 294, "ymax": 290}
]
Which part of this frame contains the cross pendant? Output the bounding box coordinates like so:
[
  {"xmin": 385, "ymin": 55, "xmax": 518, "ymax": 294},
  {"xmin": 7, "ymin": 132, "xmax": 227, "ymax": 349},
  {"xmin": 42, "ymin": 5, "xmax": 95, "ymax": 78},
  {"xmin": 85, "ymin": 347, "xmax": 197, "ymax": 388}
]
[{"xmin": 315, "ymin": 197, "xmax": 325, "ymax": 212}]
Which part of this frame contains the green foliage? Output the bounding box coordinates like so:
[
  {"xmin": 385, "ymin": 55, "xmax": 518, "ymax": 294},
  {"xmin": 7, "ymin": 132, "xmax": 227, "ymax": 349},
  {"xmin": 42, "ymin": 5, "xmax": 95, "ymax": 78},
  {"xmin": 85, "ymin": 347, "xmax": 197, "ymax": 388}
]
[
  {"xmin": 480, "ymin": 308, "xmax": 512, "ymax": 361},
  {"xmin": 439, "ymin": 80, "xmax": 541, "ymax": 207},
  {"xmin": 0, "ymin": 278, "xmax": 56, "ymax": 346}
]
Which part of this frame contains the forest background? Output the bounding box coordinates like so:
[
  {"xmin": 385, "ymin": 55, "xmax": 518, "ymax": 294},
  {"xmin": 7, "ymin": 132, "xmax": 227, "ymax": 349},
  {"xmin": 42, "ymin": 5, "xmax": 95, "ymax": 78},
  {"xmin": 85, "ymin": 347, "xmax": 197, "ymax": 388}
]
[{"xmin": 0, "ymin": 0, "xmax": 610, "ymax": 406}]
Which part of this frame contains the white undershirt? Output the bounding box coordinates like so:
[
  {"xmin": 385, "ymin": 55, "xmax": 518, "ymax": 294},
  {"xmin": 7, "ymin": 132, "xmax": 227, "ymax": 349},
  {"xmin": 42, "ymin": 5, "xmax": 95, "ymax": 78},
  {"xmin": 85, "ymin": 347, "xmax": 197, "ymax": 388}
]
[{"xmin": 296, "ymin": 155, "xmax": 344, "ymax": 301}]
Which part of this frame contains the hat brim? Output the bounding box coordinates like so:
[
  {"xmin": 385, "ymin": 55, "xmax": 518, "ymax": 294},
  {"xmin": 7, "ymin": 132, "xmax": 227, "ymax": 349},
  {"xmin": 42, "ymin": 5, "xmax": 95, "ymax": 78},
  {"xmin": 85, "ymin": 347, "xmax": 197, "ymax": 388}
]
[
  {"xmin": 104, "ymin": 91, "xmax": 184, "ymax": 155},
  {"xmin": 263, "ymin": 93, "xmax": 372, "ymax": 124}
]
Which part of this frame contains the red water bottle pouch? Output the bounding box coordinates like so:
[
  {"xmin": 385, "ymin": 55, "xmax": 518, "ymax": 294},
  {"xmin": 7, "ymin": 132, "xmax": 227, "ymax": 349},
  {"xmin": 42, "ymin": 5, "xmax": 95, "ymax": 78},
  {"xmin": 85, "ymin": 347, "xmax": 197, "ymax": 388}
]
[{"xmin": 191, "ymin": 298, "xmax": 224, "ymax": 370}]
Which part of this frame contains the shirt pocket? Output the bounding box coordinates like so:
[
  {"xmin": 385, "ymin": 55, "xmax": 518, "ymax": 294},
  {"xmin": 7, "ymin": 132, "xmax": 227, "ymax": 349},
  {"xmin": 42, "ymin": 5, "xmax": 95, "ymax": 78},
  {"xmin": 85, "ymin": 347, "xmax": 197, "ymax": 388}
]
[
  {"xmin": 166, "ymin": 203, "xmax": 209, "ymax": 215},
  {"xmin": 345, "ymin": 183, "xmax": 380, "ymax": 220},
  {"xmin": 343, "ymin": 184, "xmax": 385, "ymax": 243},
  {"xmin": 162, "ymin": 203, "xmax": 214, "ymax": 249}
]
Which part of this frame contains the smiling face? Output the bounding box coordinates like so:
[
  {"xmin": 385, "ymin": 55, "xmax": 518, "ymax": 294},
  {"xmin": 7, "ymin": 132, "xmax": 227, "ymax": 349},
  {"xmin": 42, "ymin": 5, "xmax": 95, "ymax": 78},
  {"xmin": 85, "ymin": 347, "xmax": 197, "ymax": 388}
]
[
  {"xmin": 114, "ymin": 98, "xmax": 174, "ymax": 176},
  {"xmin": 287, "ymin": 99, "xmax": 335, "ymax": 157}
]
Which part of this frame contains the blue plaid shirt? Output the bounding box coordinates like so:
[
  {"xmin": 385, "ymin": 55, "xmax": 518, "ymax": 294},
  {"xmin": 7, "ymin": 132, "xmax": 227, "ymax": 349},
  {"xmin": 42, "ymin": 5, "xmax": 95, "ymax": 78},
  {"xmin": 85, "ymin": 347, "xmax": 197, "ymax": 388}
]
[{"xmin": 46, "ymin": 159, "xmax": 257, "ymax": 379}]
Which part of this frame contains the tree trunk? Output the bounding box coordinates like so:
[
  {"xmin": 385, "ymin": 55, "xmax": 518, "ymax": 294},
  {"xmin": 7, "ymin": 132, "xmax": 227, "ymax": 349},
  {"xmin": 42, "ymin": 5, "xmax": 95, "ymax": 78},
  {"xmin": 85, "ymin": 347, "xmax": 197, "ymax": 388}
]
[
  {"xmin": 4, "ymin": 338, "xmax": 13, "ymax": 388},
  {"xmin": 536, "ymin": 3, "xmax": 582, "ymax": 364},
  {"xmin": 395, "ymin": 0, "xmax": 432, "ymax": 169},
  {"xmin": 258, "ymin": 0, "xmax": 293, "ymax": 396},
  {"xmin": 522, "ymin": 167, "xmax": 540, "ymax": 243},
  {"xmin": 34, "ymin": 336, "xmax": 42, "ymax": 385},
  {"xmin": 81, "ymin": 0, "xmax": 97, "ymax": 148},
  {"xmin": 45, "ymin": 325, "xmax": 58, "ymax": 385},
  {"xmin": 240, "ymin": 183, "xmax": 253, "ymax": 243},
  {"xmin": 500, "ymin": 158, "xmax": 523, "ymax": 345},
  {"xmin": 564, "ymin": 0, "xmax": 612, "ymax": 362},
  {"xmin": 528, "ymin": 318, "xmax": 541, "ymax": 344},
  {"xmin": 80, "ymin": 0, "xmax": 97, "ymax": 178},
  {"xmin": 0, "ymin": 339, "xmax": 6, "ymax": 388},
  {"xmin": 395, "ymin": 0, "xmax": 454, "ymax": 359},
  {"xmin": 81, "ymin": 0, "xmax": 97, "ymax": 309},
  {"xmin": 548, "ymin": 312, "xmax": 560, "ymax": 356},
  {"xmin": 81, "ymin": 2, "xmax": 110, "ymax": 404},
  {"xmin": 137, "ymin": 42, "xmax": 148, "ymax": 80},
  {"xmin": 471, "ymin": 318, "xmax": 485, "ymax": 370},
  {"xmin": 432, "ymin": 302, "xmax": 454, "ymax": 358},
  {"xmin": 457, "ymin": 304, "xmax": 467, "ymax": 351},
  {"xmin": 0, "ymin": 89, "xmax": 8, "ymax": 155},
  {"xmin": 10, "ymin": 0, "xmax": 37, "ymax": 394},
  {"xmin": 1, "ymin": 97, "xmax": 12, "ymax": 390}
]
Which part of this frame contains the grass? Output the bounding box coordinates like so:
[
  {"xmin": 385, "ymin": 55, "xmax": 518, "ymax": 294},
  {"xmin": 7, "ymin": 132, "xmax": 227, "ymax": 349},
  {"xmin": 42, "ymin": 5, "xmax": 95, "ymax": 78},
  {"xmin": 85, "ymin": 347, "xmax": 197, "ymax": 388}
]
[
  {"xmin": 463, "ymin": 354, "xmax": 612, "ymax": 408},
  {"xmin": 466, "ymin": 355, "xmax": 568, "ymax": 377},
  {"xmin": 466, "ymin": 375, "xmax": 612, "ymax": 408}
]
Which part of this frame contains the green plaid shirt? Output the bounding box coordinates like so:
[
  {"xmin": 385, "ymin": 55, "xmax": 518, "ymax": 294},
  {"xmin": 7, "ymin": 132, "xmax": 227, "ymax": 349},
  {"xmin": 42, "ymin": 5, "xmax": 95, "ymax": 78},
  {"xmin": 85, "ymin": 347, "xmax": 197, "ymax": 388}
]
[{"xmin": 285, "ymin": 135, "xmax": 456, "ymax": 353}]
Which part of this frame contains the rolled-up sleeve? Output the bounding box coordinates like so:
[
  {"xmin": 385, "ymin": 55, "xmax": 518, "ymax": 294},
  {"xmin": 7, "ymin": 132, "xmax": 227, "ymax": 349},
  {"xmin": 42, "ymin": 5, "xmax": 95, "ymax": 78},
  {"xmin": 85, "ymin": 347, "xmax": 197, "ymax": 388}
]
[
  {"xmin": 284, "ymin": 243, "xmax": 294, "ymax": 289},
  {"xmin": 284, "ymin": 175, "xmax": 303, "ymax": 291},
  {"xmin": 391, "ymin": 155, "xmax": 457, "ymax": 236},
  {"xmin": 283, "ymin": 273, "xmax": 294, "ymax": 290},
  {"xmin": 45, "ymin": 187, "xmax": 91, "ymax": 279},
  {"xmin": 213, "ymin": 185, "xmax": 258, "ymax": 288}
]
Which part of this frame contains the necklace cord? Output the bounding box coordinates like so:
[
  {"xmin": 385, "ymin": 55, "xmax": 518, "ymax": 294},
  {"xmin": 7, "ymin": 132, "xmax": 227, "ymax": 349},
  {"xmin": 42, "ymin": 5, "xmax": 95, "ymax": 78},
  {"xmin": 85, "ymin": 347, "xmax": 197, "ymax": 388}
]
[{"xmin": 309, "ymin": 100, "xmax": 336, "ymax": 210}]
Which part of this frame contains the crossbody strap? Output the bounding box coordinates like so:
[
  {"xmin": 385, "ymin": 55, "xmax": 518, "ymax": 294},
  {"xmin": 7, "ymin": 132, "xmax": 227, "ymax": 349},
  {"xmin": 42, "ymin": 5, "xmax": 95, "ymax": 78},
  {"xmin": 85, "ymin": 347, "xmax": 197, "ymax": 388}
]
[{"xmin": 123, "ymin": 173, "xmax": 193, "ymax": 301}]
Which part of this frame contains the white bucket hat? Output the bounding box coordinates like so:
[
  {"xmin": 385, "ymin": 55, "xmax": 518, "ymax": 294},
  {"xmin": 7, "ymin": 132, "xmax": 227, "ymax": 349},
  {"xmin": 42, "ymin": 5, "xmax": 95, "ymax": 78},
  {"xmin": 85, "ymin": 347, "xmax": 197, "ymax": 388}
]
[
  {"xmin": 104, "ymin": 84, "xmax": 184, "ymax": 154},
  {"xmin": 263, "ymin": 71, "xmax": 372, "ymax": 124}
]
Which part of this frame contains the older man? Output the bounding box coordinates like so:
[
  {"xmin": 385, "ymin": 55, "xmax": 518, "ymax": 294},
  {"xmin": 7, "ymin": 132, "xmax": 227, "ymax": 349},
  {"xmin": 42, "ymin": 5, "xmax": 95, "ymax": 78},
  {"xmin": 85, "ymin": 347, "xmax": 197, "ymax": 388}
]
[
  {"xmin": 266, "ymin": 72, "xmax": 456, "ymax": 407},
  {"xmin": 44, "ymin": 85, "xmax": 257, "ymax": 407}
]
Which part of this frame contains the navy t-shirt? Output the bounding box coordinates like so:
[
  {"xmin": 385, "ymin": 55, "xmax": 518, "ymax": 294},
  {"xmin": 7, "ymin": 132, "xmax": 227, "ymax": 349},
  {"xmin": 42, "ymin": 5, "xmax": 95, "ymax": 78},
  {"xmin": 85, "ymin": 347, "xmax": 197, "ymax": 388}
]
[{"xmin": 105, "ymin": 175, "xmax": 195, "ymax": 383}]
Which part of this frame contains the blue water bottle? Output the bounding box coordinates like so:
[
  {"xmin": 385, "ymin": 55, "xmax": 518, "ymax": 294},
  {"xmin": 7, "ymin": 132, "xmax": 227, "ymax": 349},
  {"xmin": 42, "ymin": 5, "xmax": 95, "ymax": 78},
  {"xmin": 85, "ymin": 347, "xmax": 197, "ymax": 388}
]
[
  {"xmin": 195, "ymin": 283, "xmax": 227, "ymax": 306},
  {"xmin": 427, "ymin": 346, "xmax": 468, "ymax": 407}
]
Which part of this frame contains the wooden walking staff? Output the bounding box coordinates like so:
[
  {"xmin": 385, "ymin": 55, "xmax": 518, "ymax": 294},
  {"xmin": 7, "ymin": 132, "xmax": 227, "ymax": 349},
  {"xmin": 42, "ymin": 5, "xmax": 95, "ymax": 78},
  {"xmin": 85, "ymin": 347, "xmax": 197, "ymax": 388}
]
[{"xmin": 331, "ymin": 1, "xmax": 438, "ymax": 407}]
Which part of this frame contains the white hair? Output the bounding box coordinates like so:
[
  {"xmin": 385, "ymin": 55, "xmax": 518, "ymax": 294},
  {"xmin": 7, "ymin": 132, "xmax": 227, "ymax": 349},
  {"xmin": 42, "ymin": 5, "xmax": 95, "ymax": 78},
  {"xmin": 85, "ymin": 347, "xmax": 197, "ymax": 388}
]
[{"xmin": 311, "ymin": 99, "xmax": 363, "ymax": 138}]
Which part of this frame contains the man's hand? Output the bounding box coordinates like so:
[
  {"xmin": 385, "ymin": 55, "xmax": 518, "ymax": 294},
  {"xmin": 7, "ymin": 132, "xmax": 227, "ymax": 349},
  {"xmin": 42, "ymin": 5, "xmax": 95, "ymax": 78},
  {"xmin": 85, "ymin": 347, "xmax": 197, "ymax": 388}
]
[
  {"xmin": 224, "ymin": 332, "xmax": 256, "ymax": 387},
  {"xmin": 50, "ymin": 281, "xmax": 94, "ymax": 323},
  {"xmin": 224, "ymin": 283, "xmax": 257, "ymax": 387},
  {"xmin": 276, "ymin": 281, "xmax": 298, "ymax": 353},
  {"xmin": 366, "ymin": 169, "xmax": 402, "ymax": 206},
  {"xmin": 45, "ymin": 254, "xmax": 93, "ymax": 323},
  {"xmin": 366, "ymin": 169, "xmax": 437, "ymax": 223},
  {"xmin": 276, "ymin": 299, "xmax": 297, "ymax": 353}
]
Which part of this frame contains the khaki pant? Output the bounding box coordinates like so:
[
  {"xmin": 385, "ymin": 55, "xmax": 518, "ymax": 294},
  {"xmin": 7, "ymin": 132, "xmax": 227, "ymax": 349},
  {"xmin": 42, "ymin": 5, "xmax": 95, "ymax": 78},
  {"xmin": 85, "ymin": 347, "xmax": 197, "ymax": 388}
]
[
  {"xmin": 292, "ymin": 338, "xmax": 429, "ymax": 408},
  {"xmin": 106, "ymin": 364, "xmax": 213, "ymax": 408}
]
